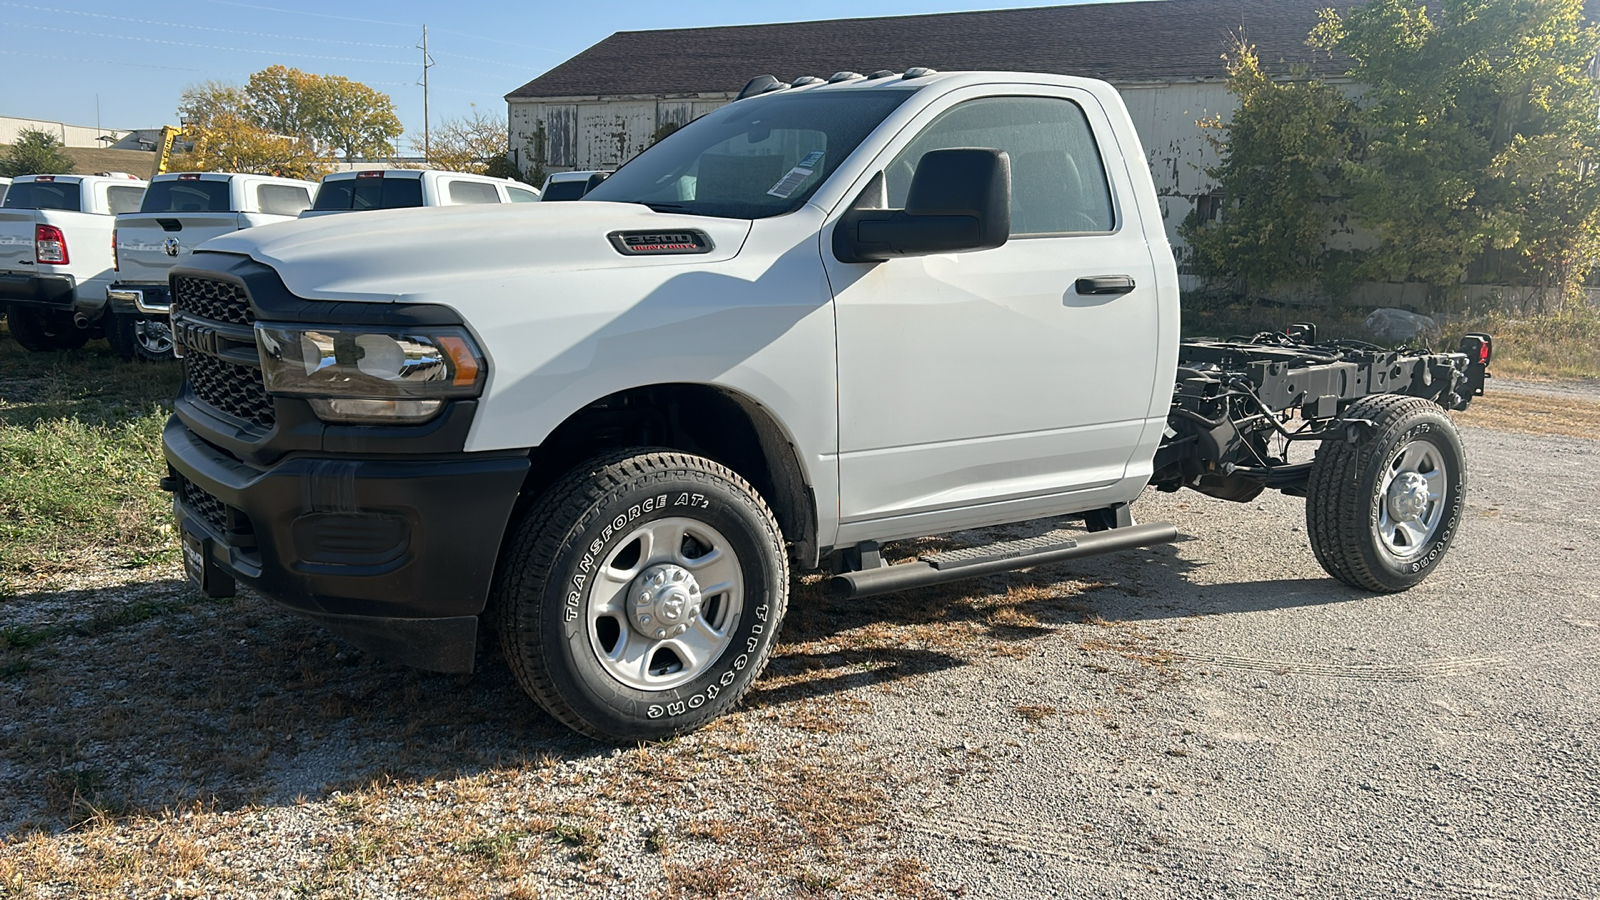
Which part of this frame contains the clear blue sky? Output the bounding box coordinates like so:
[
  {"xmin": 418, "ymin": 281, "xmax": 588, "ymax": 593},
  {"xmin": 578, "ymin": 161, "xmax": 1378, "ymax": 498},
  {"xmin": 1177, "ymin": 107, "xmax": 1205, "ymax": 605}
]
[{"xmin": 0, "ymin": 0, "xmax": 1121, "ymax": 151}]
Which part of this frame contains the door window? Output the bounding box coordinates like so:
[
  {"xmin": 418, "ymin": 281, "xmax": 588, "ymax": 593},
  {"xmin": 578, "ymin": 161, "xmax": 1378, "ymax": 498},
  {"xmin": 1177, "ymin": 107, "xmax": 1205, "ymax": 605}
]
[
  {"xmin": 506, "ymin": 186, "xmax": 540, "ymax": 203},
  {"xmin": 885, "ymin": 96, "xmax": 1115, "ymax": 236}
]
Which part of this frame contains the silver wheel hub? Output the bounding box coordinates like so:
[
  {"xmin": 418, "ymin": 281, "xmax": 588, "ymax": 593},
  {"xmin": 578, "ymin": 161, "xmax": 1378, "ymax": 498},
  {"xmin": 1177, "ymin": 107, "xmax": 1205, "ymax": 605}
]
[
  {"xmin": 1386, "ymin": 471, "xmax": 1431, "ymax": 523},
  {"xmin": 583, "ymin": 516, "xmax": 745, "ymax": 692},
  {"xmin": 1375, "ymin": 440, "xmax": 1447, "ymax": 560},
  {"xmin": 629, "ymin": 564, "xmax": 703, "ymax": 639}
]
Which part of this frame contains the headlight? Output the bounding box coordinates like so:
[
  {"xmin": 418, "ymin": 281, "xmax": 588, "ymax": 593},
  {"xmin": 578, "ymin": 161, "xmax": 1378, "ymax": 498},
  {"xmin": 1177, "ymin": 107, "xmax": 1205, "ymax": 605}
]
[{"xmin": 255, "ymin": 323, "xmax": 485, "ymax": 424}]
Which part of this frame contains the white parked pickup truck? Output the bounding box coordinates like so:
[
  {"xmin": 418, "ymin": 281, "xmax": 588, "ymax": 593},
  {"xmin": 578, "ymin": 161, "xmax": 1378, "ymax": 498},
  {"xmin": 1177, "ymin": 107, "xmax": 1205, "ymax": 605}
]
[
  {"xmin": 1, "ymin": 173, "xmax": 146, "ymax": 351},
  {"xmin": 300, "ymin": 169, "xmax": 538, "ymax": 217},
  {"xmin": 538, "ymin": 170, "xmax": 610, "ymax": 201},
  {"xmin": 160, "ymin": 70, "xmax": 1492, "ymax": 742},
  {"xmin": 108, "ymin": 172, "xmax": 317, "ymax": 360}
]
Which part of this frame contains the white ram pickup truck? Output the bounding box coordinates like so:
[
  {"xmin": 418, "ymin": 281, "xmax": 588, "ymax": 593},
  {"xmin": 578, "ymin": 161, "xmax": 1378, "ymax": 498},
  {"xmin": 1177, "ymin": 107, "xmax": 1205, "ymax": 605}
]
[
  {"xmin": 109, "ymin": 172, "xmax": 317, "ymax": 360},
  {"xmin": 300, "ymin": 169, "xmax": 538, "ymax": 217},
  {"xmin": 1, "ymin": 173, "xmax": 146, "ymax": 351},
  {"xmin": 159, "ymin": 70, "xmax": 1492, "ymax": 742}
]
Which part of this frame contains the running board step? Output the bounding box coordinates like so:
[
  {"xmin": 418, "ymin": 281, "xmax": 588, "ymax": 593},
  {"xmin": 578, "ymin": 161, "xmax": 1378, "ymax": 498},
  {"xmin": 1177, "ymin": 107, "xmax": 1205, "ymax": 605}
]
[{"xmin": 828, "ymin": 521, "xmax": 1178, "ymax": 599}]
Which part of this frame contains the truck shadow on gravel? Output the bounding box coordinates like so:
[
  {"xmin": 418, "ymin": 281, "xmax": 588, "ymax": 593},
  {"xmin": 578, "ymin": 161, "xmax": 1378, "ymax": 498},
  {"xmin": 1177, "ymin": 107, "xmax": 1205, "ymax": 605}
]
[{"xmin": 0, "ymin": 522, "xmax": 1368, "ymax": 834}]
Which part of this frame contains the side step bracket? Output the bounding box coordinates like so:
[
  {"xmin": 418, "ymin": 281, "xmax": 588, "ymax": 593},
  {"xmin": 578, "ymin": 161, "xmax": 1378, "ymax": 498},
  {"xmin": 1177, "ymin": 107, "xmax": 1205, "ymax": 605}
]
[{"xmin": 827, "ymin": 521, "xmax": 1177, "ymax": 599}]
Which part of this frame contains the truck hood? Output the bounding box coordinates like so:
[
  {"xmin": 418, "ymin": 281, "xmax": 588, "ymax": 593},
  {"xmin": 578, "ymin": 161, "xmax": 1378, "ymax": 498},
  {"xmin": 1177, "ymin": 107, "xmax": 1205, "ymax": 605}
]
[{"xmin": 198, "ymin": 202, "xmax": 754, "ymax": 302}]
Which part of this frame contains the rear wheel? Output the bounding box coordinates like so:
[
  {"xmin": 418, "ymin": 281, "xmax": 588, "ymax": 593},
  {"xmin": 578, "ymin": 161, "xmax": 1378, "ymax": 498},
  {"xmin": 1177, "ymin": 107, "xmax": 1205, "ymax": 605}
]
[
  {"xmin": 1306, "ymin": 395, "xmax": 1466, "ymax": 592},
  {"xmin": 107, "ymin": 311, "xmax": 175, "ymax": 361},
  {"xmin": 494, "ymin": 449, "xmax": 789, "ymax": 742},
  {"xmin": 6, "ymin": 305, "xmax": 87, "ymax": 352}
]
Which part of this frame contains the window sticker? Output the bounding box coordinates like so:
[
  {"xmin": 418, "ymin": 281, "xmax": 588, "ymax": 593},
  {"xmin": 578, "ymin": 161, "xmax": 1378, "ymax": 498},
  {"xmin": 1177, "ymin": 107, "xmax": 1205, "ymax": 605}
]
[
  {"xmin": 766, "ymin": 167, "xmax": 814, "ymax": 199},
  {"xmin": 797, "ymin": 150, "xmax": 826, "ymax": 169}
]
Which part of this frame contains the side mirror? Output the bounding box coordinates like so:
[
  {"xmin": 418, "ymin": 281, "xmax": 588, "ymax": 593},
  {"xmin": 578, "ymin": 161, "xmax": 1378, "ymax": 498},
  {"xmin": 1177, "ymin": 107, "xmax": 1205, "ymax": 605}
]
[
  {"xmin": 582, "ymin": 172, "xmax": 610, "ymax": 195},
  {"xmin": 833, "ymin": 148, "xmax": 1011, "ymax": 263}
]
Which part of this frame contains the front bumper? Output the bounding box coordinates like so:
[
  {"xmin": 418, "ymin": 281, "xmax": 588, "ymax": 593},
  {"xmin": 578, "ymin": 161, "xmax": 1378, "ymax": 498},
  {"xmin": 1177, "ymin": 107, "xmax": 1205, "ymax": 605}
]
[{"xmin": 162, "ymin": 416, "xmax": 530, "ymax": 672}]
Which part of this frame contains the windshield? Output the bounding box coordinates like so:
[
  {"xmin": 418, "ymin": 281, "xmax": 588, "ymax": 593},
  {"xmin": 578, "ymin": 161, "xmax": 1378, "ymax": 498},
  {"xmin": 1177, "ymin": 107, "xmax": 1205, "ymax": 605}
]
[{"xmin": 584, "ymin": 89, "xmax": 914, "ymax": 219}]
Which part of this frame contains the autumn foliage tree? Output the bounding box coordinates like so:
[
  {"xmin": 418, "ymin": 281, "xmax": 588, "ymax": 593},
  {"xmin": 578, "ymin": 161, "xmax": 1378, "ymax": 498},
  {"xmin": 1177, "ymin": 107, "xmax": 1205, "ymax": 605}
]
[
  {"xmin": 415, "ymin": 109, "xmax": 525, "ymax": 180},
  {"xmin": 174, "ymin": 66, "xmax": 403, "ymax": 177},
  {"xmin": 175, "ymin": 112, "xmax": 334, "ymax": 181},
  {"xmin": 247, "ymin": 65, "xmax": 403, "ymax": 159}
]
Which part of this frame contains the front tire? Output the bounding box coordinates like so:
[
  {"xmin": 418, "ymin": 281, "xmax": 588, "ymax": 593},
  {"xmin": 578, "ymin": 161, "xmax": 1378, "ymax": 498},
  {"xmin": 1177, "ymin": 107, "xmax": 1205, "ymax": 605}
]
[
  {"xmin": 1306, "ymin": 395, "xmax": 1467, "ymax": 592},
  {"xmin": 107, "ymin": 311, "xmax": 175, "ymax": 361},
  {"xmin": 6, "ymin": 305, "xmax": 88, "ymax": 352},
  {"xmin": 494, "ymin": 450, "xmax": 789, "ymax": 742}
]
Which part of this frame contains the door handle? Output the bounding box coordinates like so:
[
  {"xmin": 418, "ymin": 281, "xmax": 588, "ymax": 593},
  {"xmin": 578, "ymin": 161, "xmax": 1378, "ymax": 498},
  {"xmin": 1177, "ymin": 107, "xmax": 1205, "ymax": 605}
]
[{"xmin": 1075, "ymin": 275, "xmax": 1135, "ymax": 296}]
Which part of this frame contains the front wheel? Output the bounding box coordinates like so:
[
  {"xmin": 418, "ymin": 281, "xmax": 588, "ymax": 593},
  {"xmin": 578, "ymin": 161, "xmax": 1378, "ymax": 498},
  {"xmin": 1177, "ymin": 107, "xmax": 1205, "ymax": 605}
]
[
  {"xmin": 107, "ymin": 311, "xmax": 175, "ymax": 361},
  {"xmin": 1306, "ymin": 395, "xmax": 1467, "ymax": 592},
  {"xmin": 494, "ymin": 450, "xmax": 789, "ymax": 742}
]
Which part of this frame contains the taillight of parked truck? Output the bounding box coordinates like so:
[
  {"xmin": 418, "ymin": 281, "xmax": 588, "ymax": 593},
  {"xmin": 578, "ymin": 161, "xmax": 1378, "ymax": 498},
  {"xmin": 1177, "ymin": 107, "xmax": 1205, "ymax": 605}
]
[
  {"xmin": 112, "ymin": 228, "xmax": 119, "ymax": 271},
  {"xmin": 35, "ymin": 224, "xmax": 68, "ymax": 264}
]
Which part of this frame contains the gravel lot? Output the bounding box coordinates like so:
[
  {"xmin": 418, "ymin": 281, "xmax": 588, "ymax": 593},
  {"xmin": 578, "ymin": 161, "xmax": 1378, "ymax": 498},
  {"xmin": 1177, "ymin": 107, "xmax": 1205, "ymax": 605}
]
[{"xmin": 2, "ymin": 398, "xmax": 1597, "ymax": 897}]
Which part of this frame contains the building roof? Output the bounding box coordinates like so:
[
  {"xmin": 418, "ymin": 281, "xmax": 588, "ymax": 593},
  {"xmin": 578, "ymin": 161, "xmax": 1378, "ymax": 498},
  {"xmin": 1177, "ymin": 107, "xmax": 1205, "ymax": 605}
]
[{"xmin": 507, "ymin": 0, "xmax": 1360, "ymax": 101}]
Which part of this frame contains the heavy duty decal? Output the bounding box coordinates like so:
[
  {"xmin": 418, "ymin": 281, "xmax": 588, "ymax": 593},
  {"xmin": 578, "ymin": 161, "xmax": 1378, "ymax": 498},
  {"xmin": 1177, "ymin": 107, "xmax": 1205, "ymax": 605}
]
[{"xmin": 607, "ymin": 230, "xmax": 714, "ymax": 256}]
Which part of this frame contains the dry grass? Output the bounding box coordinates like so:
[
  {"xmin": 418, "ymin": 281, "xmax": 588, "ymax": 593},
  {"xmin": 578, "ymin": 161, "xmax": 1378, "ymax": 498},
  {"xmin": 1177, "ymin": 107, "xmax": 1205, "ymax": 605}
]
[{"xmin": 1452, "ymin": 389, "xmax": 1600, "ymax": 439}]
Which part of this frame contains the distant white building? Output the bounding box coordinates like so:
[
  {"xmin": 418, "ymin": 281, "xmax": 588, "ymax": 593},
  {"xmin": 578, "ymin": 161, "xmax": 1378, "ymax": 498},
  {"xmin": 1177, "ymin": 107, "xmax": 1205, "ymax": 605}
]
[
  {"xmin": 503, "ymin": 0, "xmax": 1356, "ymax": 266},
  {"xmin": 0, "ymin": 116, "xmax": 134, "ymax": 149}
]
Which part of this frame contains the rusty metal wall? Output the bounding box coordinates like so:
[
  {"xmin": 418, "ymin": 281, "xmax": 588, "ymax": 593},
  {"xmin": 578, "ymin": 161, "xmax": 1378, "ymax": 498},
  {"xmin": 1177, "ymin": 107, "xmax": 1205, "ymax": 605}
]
[{"xmin": 508, "ymin": 96, "xmax": 735, "ymax": 176}]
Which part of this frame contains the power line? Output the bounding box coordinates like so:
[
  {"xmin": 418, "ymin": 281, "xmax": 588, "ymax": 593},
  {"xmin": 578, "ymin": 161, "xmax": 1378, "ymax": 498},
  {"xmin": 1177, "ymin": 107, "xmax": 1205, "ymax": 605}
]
[
  {"xmin": 431, "ymin": 51, "xmax": 539, "ymax": 69},
  {"xmin": 0, "ymin": 2, "xmax": 410, "ymax": 48},
  {"xmin": 0, "ymin": 48, "xmax": 213, "ymax": 73},
  {"xmin": 428, "ymin": 28, "xmax": 558, "ymax": 52},
  {"xmin": 10, "ymin": 22, "xmax": 413, "ymax": 65},
  {"xmin": 194, "ymin": 0, "xmax": 413, "ymax": 28}
]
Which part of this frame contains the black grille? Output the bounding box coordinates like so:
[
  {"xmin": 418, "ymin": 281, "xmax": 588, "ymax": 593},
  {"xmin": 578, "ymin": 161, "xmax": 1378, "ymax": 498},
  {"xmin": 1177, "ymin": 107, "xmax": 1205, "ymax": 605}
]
[
  {"xmin": 179, "ymin": 475, "xmax": 228, "ymax": 535},
  {"xmin": 187, "ymin": 353, "xmax": 275, "ymax": 429},
  {"xmin": 173, "ymin": 276, "xmax": 254, "ymax": 326}
]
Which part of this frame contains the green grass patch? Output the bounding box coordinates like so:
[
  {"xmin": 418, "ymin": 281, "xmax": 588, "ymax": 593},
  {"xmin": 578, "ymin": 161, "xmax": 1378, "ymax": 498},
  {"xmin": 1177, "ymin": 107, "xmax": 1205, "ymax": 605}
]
[
  {"xmin": 1456, "ymin": 308, "xmax": 1600, "ymax": 381},
  {"xmin": 0, "ymin": 323, "xmax": 183, "ymax": 592}
]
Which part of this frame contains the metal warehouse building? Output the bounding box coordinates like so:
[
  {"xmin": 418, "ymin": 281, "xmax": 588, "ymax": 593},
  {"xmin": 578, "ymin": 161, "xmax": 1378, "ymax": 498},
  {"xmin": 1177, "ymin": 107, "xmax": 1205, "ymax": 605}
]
[{"xmin": 504, "ymin": 0, "xmax": 1353, "ymax": 260}]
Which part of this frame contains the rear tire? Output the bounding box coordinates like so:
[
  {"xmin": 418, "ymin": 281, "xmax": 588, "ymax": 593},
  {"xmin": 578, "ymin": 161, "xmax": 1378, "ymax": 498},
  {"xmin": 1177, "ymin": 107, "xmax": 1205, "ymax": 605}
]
[
  {"xmin": 1306, "ymin": 395, "xmax": 1466, "ymax": 592},
  {"xmin": 493, "ymin": 449, "xmax": 789, "ymax": 742},
  {"xmin": 6, "ymin": 305, "xmax": 87, "ymax": 352},
  {"xmin": 107, "ymin": 311, "xmax": 175, "ymax": 361}
]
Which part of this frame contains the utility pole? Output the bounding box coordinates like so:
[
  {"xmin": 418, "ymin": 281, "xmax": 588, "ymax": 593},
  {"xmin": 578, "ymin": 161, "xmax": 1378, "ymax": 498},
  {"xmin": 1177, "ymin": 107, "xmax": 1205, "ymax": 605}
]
[{"xmin": 418, "ymin": 25, "xmax": 433, "ymax": 164}]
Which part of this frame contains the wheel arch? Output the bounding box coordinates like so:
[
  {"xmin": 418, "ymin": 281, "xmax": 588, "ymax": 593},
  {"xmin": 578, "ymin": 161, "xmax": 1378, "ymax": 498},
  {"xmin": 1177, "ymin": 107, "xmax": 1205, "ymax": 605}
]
[{"xmin": 520, "ymin": 382, "xmax": 820, "ymax": 569}]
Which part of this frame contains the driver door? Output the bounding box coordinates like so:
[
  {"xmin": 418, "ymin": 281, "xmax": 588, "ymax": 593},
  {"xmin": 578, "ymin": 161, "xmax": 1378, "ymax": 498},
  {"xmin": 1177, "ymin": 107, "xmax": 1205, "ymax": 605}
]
[{"xmin": 824, "ymin": 88, "xmax": 1162, "ymax": 530}]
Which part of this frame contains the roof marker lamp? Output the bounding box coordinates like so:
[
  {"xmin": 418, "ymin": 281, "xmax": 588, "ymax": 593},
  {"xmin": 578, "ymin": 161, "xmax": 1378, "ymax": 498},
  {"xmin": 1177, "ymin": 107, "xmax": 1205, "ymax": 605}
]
[{"xmin": 255, "ymin": 323, "xmax": 485, "ymax": 424}]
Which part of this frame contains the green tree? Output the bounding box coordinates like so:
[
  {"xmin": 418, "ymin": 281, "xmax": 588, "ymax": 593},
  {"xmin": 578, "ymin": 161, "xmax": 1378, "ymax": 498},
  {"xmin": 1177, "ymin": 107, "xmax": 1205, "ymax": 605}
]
[
  {"xmin": 1182, "ymin": 43, "xmax": 1360, "ymax": 299},
  {"xmin": 0, "ymin": 129, "xmax": 77, "ymax": 177},
  {"xmin": 1313, "ymin": 0, "xmax": 1600, "ymax": 307}
]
